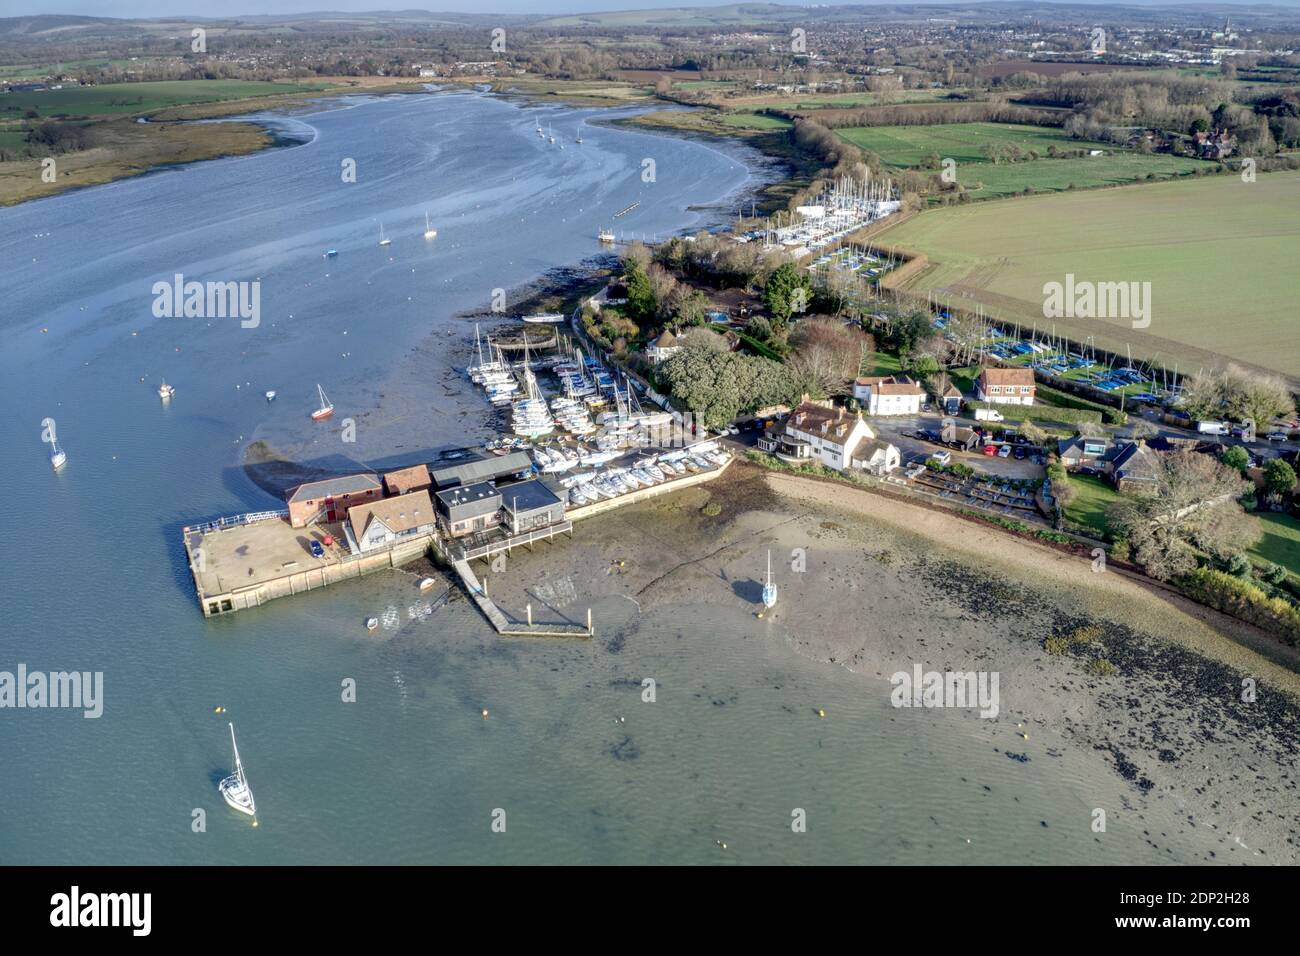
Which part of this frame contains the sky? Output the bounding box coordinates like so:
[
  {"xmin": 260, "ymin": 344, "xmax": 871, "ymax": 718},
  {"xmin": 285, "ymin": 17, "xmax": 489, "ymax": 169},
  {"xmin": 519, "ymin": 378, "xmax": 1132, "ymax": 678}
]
[{"xmin": 0, "ymin": 0, "xmax": 1290, "ymax": 17}]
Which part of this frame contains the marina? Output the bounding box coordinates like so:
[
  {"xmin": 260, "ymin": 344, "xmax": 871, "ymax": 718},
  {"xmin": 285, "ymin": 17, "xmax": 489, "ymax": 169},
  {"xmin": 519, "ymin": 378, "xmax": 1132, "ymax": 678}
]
[{"xmin": 183, "ymin": 316, "xmax": 733, "ymax": 634}]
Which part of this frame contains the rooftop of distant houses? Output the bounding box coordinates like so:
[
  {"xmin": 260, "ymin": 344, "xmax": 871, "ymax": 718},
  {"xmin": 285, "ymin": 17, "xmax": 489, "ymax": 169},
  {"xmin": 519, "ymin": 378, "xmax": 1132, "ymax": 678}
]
[
  {"xmin": 435, "ymin": 480, "xmax": 503, "ymax": 519},
  {"xmin": 501, "ymin": 478, "xmax": 562, "ymax": 514}
]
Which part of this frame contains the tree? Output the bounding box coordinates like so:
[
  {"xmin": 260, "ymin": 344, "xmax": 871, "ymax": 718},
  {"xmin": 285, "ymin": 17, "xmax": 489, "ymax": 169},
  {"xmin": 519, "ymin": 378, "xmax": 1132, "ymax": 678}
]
[
  {"xmin": 763, "ymin": 262, "xmax": 813, "ymax": 327},
  {"xmin": 623, "ymin": 263, "xmax": 656, "ymax": 324},
  {"xmin": 786, "ymin": 316, "xmax": 872, "ymax": 399},
  {"xmin": 1220, "ymin": 445, "xmax": 1250, "ymax": 474},
  {"xmin": 1018, "ymin": 420, "xmax": 1048, "ymax": 446},
  {"xmin": 1264, "ymin": 459, "xmax": 1297, "ymax": 497},
  {"xmin": 658, "ymin": 343, "xmax": 797, "ymax": 429},
  {"xmin": 1107, "ymin": 448, "xmax": 1259, "ymax": 581},
  {"xmin": 1128, "ymin": 419, "xmax": 1159, "ymax": 440}
]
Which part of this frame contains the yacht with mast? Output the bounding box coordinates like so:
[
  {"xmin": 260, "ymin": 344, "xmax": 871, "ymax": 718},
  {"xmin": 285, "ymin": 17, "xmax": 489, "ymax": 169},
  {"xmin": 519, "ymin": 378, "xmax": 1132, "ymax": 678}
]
[
  {"xmin": 761, "ymin": 550, "xmax": 778, "ymax": 609},
  {"xmin": 378, "ymin": 222, "xmax": 392, "ymax": 246},
  {"xmin": 218, "ymin": 722, "xmax": 256, "ymax": 817},
  {"xmin": 423, "ymin": 212, "xmax": 438, "ymax": 240},
  {"xmin": 311, "ymin": 384, "xmax": 335, "ymax": 421}
]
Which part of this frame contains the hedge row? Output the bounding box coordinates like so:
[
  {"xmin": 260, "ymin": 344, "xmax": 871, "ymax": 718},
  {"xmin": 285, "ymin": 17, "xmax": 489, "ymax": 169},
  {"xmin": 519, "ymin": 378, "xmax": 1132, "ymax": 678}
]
[
  {"xmin": 966, "ymin": 400, "xmax": 1103, "ymax": 426},
  {"xmin": 1180, "ymin": 568, "xmax": 1300, "ymax": 646},
  {"xmin": 1035, "ymin": 384, "xmax": 1128, "ymax": 425}
]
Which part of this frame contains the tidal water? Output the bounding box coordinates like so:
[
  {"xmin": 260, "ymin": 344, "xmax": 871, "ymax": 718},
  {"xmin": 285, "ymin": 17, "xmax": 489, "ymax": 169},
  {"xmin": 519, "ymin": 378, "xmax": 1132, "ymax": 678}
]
[{"xmin": 0, "ymin": 91, "xmax": 1219, "ymax": 864}]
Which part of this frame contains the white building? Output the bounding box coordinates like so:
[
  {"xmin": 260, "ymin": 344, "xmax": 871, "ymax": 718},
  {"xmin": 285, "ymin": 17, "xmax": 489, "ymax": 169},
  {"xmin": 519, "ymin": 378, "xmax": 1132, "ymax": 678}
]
[
  {"xmin": 853, "ymin": 375, "xmax": 925, "ymax": 416},
  {"xmin": 346, "ymin": 490, "xmax": 437, "ymax": 554}
]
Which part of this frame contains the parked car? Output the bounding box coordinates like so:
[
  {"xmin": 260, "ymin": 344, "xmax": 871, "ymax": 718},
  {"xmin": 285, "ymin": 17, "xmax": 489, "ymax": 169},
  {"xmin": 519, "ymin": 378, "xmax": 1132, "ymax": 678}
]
[
  {"xmin": 982, "ymin": 444, "xmax": 997, "ymax": 456},
  {"xmin": 1013, "ymin": 446, "xmax": 1027, "ymax": 460},
  {"xmin": 997, "ymin": 445, "xmax": 1012, "ymax": 458},
  {"xmin": 309, "ymin": 540, "xmax": 326, "ymax": 558},
  {"xmin": 922, "ymin": 403, "xmax": 932, "ymax": 412},
  {"xmin": 1265, "ymin": 431, "xmax": 1289, "ymax": 442}
]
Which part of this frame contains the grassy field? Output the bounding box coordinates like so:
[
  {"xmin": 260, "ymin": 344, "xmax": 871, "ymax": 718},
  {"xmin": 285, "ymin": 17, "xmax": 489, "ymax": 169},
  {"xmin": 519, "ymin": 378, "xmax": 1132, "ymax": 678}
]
[
  {"xmin": 0, "ymin": 80, "xmax": 330, "ymax": 119},
  {"xmin": 878, "ymin": 173, "xmax": 1300, "ymax": 379},
  {"xmin": 1063, "ymin": 474, "xmax": 1120, "ymax": 536},
  {"xmin": 835, "ymin": 122, "xmax": 1205, "ymax": 199},
  {"xmin": 716, "ymin": 112, "xmax": 792, "ymax": 130},
  {"xmin": 1250, "ymin": 513, "xmax": 1300, "ymax": 578}
]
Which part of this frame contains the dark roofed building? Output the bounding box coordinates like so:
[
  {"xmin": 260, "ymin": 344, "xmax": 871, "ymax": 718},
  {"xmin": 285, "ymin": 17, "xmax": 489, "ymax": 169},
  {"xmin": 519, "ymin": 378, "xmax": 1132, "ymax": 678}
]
[
  {"xmin": 500, "ymin": 479, "xmax": 565, "ymax": 534},
  {"xmin": 430, "ymin": 452, "xmax": 532, "ymax": 489},
  {"xmin": 286, "ymin": 473, "xmax": 383, "ymax": 528},
  {"xmin": 1109, "ymin": 441, "xmax": 1162, "ymax": 491},
  {"xmin": 435, "ymin": 481, "xmax": 503, "ymax": 538}
]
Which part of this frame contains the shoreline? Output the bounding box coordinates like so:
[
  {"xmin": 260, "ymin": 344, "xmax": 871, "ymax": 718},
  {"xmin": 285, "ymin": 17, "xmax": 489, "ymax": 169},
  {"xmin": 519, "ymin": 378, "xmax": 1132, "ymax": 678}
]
[{"xmin": 477, "ymin": 461, "xmax": 1300, "ymax": 863}]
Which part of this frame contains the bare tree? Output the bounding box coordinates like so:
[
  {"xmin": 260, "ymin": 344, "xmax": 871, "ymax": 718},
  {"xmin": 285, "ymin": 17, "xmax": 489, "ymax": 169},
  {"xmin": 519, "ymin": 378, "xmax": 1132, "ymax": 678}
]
[{"xmin": 1107, "ymin": 448, "xmax": 1258, "ymax": 580}]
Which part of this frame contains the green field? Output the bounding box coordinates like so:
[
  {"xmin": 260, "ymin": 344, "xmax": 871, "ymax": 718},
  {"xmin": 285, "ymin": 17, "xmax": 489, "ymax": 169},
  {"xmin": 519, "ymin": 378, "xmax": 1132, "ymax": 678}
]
[
  {"xmin": 1063, "ymin": 473, "xmax": 1120, "ymax": 536},
  {"xmin": 0, "ymin": 80, "xmax": 327, "ymax": 119},
  {"xmin": 1250, "ymin": 513, "xmax": 1300, "ymax": 579},
  {"xmin": 716, "ymin": 112, "xmax": 792, "ymax": 130},
  {"xmin": 879, "ymin": 173, "xmax": 1300, "ymax": 379},
  {"xmin": 836, "ymin": 122, "xmax": 1205, "ymax": 199}
]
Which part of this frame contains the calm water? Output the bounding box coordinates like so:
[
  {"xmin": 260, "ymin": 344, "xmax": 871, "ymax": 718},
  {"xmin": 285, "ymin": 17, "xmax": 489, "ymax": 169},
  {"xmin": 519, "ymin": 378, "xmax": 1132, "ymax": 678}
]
[{"xmin": 0, "ymin": 91, "xmax": 1216, "ymax": 864}]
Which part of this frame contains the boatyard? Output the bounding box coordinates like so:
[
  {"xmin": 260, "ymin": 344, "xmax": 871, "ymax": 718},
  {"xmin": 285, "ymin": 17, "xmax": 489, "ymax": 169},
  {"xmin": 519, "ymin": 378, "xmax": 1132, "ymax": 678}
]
[{"xmin": 184, "ymin": 316, "xmax": 734, "ymax": 634}]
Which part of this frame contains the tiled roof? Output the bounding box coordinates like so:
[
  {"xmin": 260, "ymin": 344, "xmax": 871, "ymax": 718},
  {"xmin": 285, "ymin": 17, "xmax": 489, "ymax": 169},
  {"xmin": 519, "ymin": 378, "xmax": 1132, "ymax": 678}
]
[
  {"xmin": 980, "ymin": 367, "xmax": 1035, "ymax": 388},
  {"xmin": 349, "ymin": 490, "xmax": 435, "ymax": 537},
  {"xmin": 787, "ymin": 401, "xmax": 860, "ymax": 445},
  {"xmin": 384, "ymin": 464, "xmax": 431, "ymax": 495}
]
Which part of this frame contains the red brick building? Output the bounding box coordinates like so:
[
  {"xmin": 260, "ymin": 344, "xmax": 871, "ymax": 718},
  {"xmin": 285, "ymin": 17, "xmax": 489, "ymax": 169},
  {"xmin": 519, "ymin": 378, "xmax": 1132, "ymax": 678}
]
[{"xmin": 286, "ymin": 474, "xmax": 383, "ymax": 528}]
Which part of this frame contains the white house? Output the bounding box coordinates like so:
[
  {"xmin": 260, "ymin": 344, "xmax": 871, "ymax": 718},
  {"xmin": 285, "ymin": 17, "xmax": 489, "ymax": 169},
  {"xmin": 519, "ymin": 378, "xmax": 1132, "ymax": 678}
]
[
  {"xmin": 646, "ymin": 329, "xmax": 681, "ymax": 364},
  {"xmin": 346, "ymin": 490, "xmax": 437, "ymax": 554},
  {"xmin": 768, "ymin": 399, "xmax": 876, "ymax": 470},
  {"xmin": 852, "ymin": 438, "xmax": 902, "ymax": 475},
  {"xmin": 853, "ymin": 374, "xmax": 925, "ymax": 415},
  {"xmin": 976, "ymin": 367, "xmax": 1036, "ymax": 406}
]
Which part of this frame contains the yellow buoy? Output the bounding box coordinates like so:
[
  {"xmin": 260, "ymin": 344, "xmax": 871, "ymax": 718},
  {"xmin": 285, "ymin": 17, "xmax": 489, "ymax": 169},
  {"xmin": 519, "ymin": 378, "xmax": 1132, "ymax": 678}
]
[{"xmin": 817, "ymin": 709, "xmax": 826, "ymax": 719}]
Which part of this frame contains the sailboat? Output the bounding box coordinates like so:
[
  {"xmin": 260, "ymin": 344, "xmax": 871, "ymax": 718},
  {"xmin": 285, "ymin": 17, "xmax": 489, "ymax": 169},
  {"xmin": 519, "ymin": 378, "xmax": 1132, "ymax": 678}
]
[
  {"xmin": 50, "ymin": 439, "xmax": 66, "ymax": 471},
  {"xmin": 575, "ymin": 131, "xmax": 583, "ymax": 144},
  {"xmin": 311, "ymin": 383, "xmax": 335, "ymax": 421},
  {"xmin": 158, "ymin": 381, "xmax": 175, "ymax": 401},
  {"xmin": 218, "ymin": 722, "xmax": 256, "ymax": 817},
  {"xmin": 423, "ymin": 212, "xmax": 437, "ymax": 240},
  {"xmin": 265, "ymin": 390, "xmax": 276, "ymax": 402},
  {"xmin": 378, "ymin": 222, "xmax": 391, "ymax": 247},
  {"xmin": 761, "ymin": 550, "xmax": 778, "ymax": 609},
  {"xmin": 548, "ymin": 126, "xmax": 556, "ymax": 145}
]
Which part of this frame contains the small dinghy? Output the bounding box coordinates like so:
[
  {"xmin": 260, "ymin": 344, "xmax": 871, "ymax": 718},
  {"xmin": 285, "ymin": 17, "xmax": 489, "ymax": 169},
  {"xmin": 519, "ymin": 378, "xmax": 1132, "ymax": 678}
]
[{"xmin": 218, "ymin": 722, "xmax": 256, "ymax": 817}]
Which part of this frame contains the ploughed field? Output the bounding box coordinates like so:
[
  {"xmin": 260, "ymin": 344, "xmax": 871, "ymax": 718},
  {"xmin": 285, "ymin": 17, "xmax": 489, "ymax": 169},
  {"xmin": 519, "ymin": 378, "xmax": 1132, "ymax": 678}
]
[
  {"xmin": 835, "ymin": 122, "xmax": 1205, "ymax": 199},
  {"xmin": 878, "ymin": 173, "xmax": 1300, "ymax": 379}
]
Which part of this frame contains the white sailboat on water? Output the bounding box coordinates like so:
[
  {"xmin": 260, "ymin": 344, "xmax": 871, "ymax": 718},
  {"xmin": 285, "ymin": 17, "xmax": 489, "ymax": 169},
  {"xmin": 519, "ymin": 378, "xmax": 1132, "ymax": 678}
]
[
  {"xmin": 218, "ymin": 722, "xmax": 256, "ymax": 817},
  {"xmin": 423, "ymin": 212, "xmax": 437, "ymax": 240},
  {"xmin": 311, "ymin": 383, "xmax": 335, "ymax": 421},
  {"xmin": 378, "ymin": 222, "xmax": 392, "ymax": 246},
  {"xmin": 761, "ymin": 550, "xmax": 778, "ymax": 609}
]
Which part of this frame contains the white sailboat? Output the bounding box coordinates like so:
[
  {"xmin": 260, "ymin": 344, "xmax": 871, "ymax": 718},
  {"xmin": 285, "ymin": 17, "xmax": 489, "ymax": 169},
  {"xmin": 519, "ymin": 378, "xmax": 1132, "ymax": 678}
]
[
  {"xmin": 311, "ymin": 383, "xmax": 335, "ymax": 421},
  {"xmin": 218, "ymin": 722, "xmax": 256, "ymax": 817},
  {"xmin": 50, "ymin": 440, "xmax": 66, "ymax": 471},
  {"xmin": 423, "ymin": 212, "xmax": 437, "ymax": 240},
  {"xmin": 761, "ymin": 550, "xmax": 778, "ymax": 609},
  {"xmin": 378, "ymin": 222, "xmax": 392, "ymax": 246}
]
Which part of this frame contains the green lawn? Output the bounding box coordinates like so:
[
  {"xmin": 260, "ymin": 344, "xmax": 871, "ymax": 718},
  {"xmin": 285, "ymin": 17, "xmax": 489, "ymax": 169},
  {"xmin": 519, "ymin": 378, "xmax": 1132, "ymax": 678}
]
[
  {"xmin": 1250, "ymin": 513, "xmax": 1300, "ymax": 578},
  {"xmin": 0, "ymin": 80, "xmax": 328, "ymax": 119},
  {"xmin": 1063, "ymin": 473, "xmax": 1121, "ymax": 536},
  {"xmin": 835, "ymin": 122, "xmax": 1205, "ymax": 199},
  {"xmin": 859, "ymin": 351, "xmax": 904, "ymax": 376}
]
